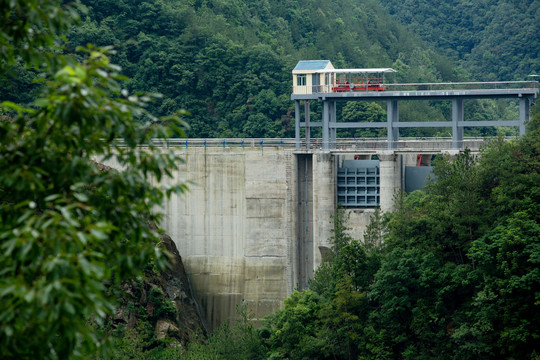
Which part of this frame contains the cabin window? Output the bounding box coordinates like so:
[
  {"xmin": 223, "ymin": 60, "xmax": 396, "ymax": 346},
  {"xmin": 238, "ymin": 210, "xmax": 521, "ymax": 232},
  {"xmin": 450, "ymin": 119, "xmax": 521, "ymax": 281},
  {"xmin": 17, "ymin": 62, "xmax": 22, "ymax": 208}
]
[{"xmin": 297, "ymin": 74, "xmax": 306, "ymax": 86}]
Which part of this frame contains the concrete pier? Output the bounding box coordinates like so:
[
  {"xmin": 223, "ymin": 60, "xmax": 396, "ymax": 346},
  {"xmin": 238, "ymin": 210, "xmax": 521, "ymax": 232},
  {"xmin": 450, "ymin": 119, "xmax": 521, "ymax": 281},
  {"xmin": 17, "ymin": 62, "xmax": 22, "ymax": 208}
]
[{"xmin": 379, "ymin": 151, "xmax": 400, "ymax": 212}]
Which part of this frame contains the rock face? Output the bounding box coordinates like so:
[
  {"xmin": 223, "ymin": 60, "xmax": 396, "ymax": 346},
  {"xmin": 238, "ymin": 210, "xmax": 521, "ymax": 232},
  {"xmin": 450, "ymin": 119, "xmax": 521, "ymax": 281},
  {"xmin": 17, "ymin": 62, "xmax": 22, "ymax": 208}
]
[
  {"xmin": 112, "ymin": 228, "xmax": 207, "ymax": 344},
  {"xmin": 94, "ymin": 161, "xmax": 206, "ymax": 343},
  {"xmin": 157, "ymin": 230, "xmax": 208, "ymax": 339}
]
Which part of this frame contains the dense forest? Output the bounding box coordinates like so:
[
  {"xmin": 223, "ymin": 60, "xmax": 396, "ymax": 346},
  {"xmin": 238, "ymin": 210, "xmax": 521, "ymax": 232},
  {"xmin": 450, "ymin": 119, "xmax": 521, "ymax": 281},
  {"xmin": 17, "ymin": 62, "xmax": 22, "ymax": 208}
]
[
  {"xmin": 3, "ymin": 0, "xmax": 535, "ymax": 139},
  {"xmin": 380, "ymin": 0, "xmax": 540, "ymax": 81},
  {"xmin": 69, "ymin": 0, "xmax": 457, "ymax": 139}
]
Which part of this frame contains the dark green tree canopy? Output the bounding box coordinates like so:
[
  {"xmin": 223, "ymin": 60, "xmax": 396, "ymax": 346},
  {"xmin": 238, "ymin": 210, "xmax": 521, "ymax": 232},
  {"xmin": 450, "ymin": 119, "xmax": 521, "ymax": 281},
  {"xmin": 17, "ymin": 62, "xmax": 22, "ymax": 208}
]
[
  {"xmin": 259, "ymin": 111, "xmax": 540, "ymax": 360},
  {"xmin": 0, "ymin": 1, "xmax": 187, "ymax": 359}
]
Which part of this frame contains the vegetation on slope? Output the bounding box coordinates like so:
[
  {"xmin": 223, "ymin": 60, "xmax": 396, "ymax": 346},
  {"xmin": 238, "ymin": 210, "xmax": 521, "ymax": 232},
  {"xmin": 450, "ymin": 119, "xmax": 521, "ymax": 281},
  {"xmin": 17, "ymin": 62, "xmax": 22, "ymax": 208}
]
[
  {"xmin": 68, "ymin": 0, "xmax": 461, "ymax": 138},
  {"xmin": 2, "ymin": 1, "xmax": 529, "ymax": 139},
  {"xmin": 379, "ymin": 0, "xmax": 540, "ymax": 80},
  {"xmin": 0, "ymin": 1, "xmax": 188, "ymax": 359},
  {"xmin": 66, "ymin": 0, "xmax": 537, "ymax": 137}
]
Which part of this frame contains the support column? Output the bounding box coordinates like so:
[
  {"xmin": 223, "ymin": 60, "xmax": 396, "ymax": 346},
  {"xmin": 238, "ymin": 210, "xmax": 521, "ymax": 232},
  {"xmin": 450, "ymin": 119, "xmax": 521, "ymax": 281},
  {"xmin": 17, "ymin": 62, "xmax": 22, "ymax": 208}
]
[
  {"xmin": 322, "ymin": 100, "xmax": 329, "ymax": 150},
  {"xmin": 305, "ymin": 101, "xmax": 311, "ymax": 149},
  {"xmin": 297, "ymin": 154, "xmax": 313, "ymax": 289},
  {"xmin": 330, "ymin": 101, "xmax": 337, "ymax": 148},
  {"xmin": 295, "ymin": 100, "xmax": 300, "ymax": 149},
  {"xmin": 387, "ymin": 100, "xmax": 399, "ymax": 149},
  {"xmin": 519, "ymin": 98, "xmax": 529, "ymax": 135},
  {"xmin": 452, "ymin": 99, "xmax": 464, "ymax": 149},
  {"xmin": 378, "ymin": 151, "xmax": 399, "ymax": 212},
  {"xmin": 311, "ymin": 152, "xmax": 334, "ymax": 272}
]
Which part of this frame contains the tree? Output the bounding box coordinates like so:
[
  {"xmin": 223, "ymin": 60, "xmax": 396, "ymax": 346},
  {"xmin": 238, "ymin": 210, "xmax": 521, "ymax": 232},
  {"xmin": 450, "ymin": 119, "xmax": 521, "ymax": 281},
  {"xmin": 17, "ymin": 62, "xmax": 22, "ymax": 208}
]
[
  {"xmin": 292, "ymin": 208, "xmax": 383, "ymax": 359},
  {"xmin": 363, "ymin": 207, "xmax": 385, "ymax": 252},
  {"xmin": 464, "ymin": 211, "xmax": 540, "ymax": 358},
  {"xmin": 266, "ymin": 290, "xmax": 324, "ymax": 360},
  {"xmin": 0, "ymin": 1, "xmax": 187, "ymax": 359},
  {"xmin": 185, "ymin": 304, "xmax": 266, "ymax": 360},
  {"xmin": 340, "ymin": 101, "xmax": 386, "ymax": 138}
]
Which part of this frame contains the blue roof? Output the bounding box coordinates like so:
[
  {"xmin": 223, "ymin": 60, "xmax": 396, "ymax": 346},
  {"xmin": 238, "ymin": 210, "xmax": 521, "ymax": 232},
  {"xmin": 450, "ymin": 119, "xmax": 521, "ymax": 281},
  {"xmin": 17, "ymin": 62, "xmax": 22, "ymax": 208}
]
[{"xmin": 293, "ymin": 60, "xmax": 331, "ymax": 71}]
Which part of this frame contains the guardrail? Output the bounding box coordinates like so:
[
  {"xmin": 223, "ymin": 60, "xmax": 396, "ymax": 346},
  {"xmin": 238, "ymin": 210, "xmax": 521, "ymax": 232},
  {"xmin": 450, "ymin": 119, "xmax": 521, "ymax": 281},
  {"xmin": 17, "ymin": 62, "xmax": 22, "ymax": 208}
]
[
  {"xmin": 293, "ymin": 81, "xmax": 539, "ymax": 95},
  {"xmin": 114, "ymin": 137, "xmax": 502, "ymax": 151},
  {"xmin": 390, "ymin": 81, "xmax": 539, "ymax": 92}
]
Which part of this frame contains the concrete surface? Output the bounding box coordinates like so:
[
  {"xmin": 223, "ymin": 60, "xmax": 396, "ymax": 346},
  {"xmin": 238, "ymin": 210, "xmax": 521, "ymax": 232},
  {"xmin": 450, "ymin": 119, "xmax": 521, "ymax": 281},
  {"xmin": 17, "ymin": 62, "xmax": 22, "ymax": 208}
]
[{"xmin": 103, "ymin": 146, "xmax": 449, "ymax": 330}]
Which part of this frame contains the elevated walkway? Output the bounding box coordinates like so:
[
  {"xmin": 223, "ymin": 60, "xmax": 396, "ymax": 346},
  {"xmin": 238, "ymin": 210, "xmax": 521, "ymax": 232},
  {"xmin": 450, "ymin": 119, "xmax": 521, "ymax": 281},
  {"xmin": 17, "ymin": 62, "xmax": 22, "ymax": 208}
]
[
  {"xmin": 141, "ymin": 137, "xmax": 506, "ymax": 153},
  {"xmin": 291, "ymin": 81, "xmax": 539, "ymax": 100},
  {"xmin": 291, "ymin": 81, "xmax": 538, "ymax": 150}
]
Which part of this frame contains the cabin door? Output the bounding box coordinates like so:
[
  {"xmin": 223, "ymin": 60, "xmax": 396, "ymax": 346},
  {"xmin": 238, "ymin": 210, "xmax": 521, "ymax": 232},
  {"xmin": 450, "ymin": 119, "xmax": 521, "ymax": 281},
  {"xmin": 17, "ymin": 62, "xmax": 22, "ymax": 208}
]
[{"xmin": 312, "ymin": 73, "xmax": 320, "ymax": 93}]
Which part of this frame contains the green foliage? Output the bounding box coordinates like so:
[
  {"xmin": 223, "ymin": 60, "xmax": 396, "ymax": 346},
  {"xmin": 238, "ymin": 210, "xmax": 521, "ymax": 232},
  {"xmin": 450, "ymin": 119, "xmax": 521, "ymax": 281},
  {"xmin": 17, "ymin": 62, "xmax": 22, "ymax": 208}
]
[
  {"xmin": 104, "ymin": 328, "xmax": 184, "ymax": 360},
  {"xmin": 363, "ymin": 207, "xmax": 386, "ymax": 252},
  {"xmin": 464, "ymin": 211, "xmax": 540, "ymax": 358},
  {"xmin": 379, "ymin": 0, "xmax": 540, "ymax": 80},
  {"xmin": 266, "ymin": 290, "xmax": 324, "ymax": 360},
  {"xmin": 149, "ymin": 287, "xmax": 177, "ymax": 322},
  {"xmin": 185, "ymin": 303, "xmax": 266, "ymax": 360},
  {"xmin": 9, "ymin": 0, "xmax": 526, "ymax": 140},
  {"xmin": 0, "ymin": 0, "xmax": 83, "ymax": 69},
  {"xmin": 0, "ymin": 1, "xmax": 187, "ymax": 359},
  {"xmin": 55, "ymin": 0, "xmax": 465, "ymax": 139},
  {"xmin": 263, "ymin": 118, "xmax": 539, "ymax": 359}
]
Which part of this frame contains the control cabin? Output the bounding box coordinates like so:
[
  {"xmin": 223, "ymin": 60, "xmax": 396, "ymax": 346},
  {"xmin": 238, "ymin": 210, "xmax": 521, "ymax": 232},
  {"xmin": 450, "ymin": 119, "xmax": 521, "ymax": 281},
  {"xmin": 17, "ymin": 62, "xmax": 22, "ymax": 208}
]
[
  {"xmin": 292, "ymin": 60, "xmax": 335, "ymax": 95},
  {"xmin": 292, "ymin": 60, "xmax": 396, "ymax": 95}
]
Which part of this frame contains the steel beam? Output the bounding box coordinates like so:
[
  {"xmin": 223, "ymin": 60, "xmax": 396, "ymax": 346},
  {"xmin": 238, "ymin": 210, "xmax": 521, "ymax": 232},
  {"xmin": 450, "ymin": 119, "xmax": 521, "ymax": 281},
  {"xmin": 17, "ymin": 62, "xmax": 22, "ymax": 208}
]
[
  {"xmin": 330, "ymin": 101, "xmax": 337, "ymax": 148},
  {"xmin": 459, "ymin": 120, "xmax": 520, "ymax": 127},
  {"xmin": 300, "ymin": 122, "xmax": 322, "ymax": 127},
  {"xmin": 305, "ymin": 101, "xmax": 311, "ymax": 149},
  {"xmin": 332, "ymin": 122, "xmax": 387, "ymax": 128},
  {"xmin": 322, "ymin": 101, "xmax": 329, "ymax": 149}
]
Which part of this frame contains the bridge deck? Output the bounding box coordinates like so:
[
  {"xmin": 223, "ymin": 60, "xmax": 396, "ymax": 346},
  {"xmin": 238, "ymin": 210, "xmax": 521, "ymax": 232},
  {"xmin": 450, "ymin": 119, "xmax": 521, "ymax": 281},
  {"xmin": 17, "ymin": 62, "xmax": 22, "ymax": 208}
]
[
  {"xmin": 291, "ymin": 81, "xmax": 539, "ymax": 100},
  {"xmin": 292, "ymin": 88, "xmax": 538, "ymax": 101},
  {"xmin": 137, "ymin": 137, "xmax": 491, "ymax": 153},
  {"xmin": 292, "ymin": 81, "xmax": 538, "ymax": 150}
]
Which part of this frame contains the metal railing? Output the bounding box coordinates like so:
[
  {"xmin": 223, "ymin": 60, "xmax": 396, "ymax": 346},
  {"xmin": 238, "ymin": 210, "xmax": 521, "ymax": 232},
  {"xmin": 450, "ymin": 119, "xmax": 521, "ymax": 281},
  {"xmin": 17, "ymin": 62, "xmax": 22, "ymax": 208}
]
[
  {"xmin": 390, "ymin": 81, "xmax": 539, "ymax": 92},
  {"xmin": 114, "ymin": 137, "xmax": 502, "ymax": 151},
  {"xmin": 292, "ymin": 81, "xmax": 539, "ymax": 95}
]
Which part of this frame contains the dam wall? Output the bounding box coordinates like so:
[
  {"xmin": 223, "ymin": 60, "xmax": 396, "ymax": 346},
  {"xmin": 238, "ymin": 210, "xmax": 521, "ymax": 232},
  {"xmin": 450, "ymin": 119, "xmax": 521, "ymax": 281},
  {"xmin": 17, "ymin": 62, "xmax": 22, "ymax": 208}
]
[
  {"xmin": 161, "ymin": 147, "xmax": 297, "ymax": 330},
  {"xmin": 103, "ymin": 145, "xmax": 467, "ymax": 330}
]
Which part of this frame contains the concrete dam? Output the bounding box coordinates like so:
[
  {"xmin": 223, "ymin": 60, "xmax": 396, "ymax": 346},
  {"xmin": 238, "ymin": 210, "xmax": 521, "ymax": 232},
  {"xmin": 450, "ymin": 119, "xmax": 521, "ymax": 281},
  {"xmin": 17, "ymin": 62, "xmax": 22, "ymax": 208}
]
[
  {"xmin": 106, "ymin": 140, "xmax": 486, "ymax": 330},
  {"xmin": 103, "ymin": 66, "xmax": 539, "ymax": 330}
]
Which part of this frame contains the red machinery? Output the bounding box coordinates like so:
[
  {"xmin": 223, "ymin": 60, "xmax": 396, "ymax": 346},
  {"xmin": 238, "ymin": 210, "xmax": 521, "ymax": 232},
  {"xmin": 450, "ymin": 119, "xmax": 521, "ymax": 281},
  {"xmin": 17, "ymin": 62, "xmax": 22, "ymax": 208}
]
[
  {"xmin": 333, "ymin": 77, "xmax": 387, "ymax": 92},
  {"xmin": 317, "ymin": 68, "xmax": 396, "ymax": 93}
]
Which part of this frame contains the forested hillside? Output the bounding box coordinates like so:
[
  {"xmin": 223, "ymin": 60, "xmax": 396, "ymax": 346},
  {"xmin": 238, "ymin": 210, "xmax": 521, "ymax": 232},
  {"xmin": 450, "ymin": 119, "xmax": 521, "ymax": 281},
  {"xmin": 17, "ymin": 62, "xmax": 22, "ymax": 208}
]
[
  {"xmin": 2, "ymin": 0, "xmax": 533, "ymax": 138},
  {"xmin": 379, "ymin": 0, "xmax": 540, "ymax": 80},
  {"xmin": 63, "ymin": 0, "xmax": 459, "ymax": 138}
]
